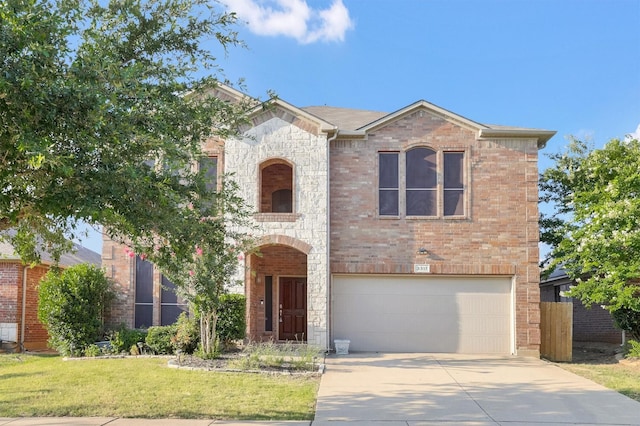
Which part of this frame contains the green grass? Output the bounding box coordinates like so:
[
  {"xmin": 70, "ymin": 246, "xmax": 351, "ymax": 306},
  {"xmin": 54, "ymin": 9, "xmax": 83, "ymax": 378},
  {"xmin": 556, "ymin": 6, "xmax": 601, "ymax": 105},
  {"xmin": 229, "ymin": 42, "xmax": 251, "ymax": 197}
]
[
  {"xmin": 558, "ymin": 362, "xmax": 640, "ymax": 402},
  {"xmin": 0, "ymin": 354, "xmax": 319, "ymax": 420}
]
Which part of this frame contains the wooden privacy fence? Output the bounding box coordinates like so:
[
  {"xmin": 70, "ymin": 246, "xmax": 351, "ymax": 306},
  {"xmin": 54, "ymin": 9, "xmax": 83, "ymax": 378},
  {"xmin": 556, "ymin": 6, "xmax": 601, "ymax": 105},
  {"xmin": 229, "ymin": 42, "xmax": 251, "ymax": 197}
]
[{"xmin": 540, "ymin": 302, "xmax": 573, "ymax": 362}]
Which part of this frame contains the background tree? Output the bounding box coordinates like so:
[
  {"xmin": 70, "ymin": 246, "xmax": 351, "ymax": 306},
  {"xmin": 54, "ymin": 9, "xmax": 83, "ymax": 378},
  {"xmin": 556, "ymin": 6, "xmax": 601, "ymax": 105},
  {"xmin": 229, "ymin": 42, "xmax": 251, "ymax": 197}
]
[
  {"xmin": 38, "ymin": 264, "xmax": 114, "ymax": 355},
  {"xmin": 0, "ymin": 0, "xmax": 259, "ymax": 263},
  {"xmin": 540, "ymin": 137, "xmax": 640, "ymax": 339}
]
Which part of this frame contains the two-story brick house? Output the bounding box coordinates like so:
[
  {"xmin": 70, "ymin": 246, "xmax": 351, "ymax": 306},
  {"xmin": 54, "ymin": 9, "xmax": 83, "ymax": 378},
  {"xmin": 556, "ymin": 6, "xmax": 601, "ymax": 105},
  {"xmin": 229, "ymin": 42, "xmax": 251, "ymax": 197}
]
[{"xmin": 103, "ymin": 85, "xmax": 554, "ymax": 356}]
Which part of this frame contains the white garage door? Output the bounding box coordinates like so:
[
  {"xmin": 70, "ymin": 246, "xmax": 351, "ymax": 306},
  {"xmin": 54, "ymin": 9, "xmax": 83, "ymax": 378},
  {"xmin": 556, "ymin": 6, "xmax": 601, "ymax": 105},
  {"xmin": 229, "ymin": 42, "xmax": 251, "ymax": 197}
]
[{"xmin": 332, "ymin": 275, "xmax": 513, "ymax": 354}]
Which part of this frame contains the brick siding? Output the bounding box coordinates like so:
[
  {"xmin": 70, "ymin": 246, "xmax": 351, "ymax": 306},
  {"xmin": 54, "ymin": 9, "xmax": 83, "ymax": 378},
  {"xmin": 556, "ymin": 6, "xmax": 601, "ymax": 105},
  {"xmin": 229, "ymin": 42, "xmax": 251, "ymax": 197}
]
[
  {"xmin": 1, "ymin": 262, "xmax": 51, "ymax": 350},
  {"xmin": 329, "ymin": 109, "xmax": 541, "ymax": 355}
]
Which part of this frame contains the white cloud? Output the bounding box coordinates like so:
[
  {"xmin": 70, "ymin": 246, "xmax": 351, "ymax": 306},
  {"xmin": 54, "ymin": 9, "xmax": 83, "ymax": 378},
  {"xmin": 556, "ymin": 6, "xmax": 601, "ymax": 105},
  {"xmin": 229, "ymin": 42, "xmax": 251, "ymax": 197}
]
[
  {"xmin": 626, "ymin": 123, "xmax": 640, "ymax": 141},
  {"xmin": 222, "ymin": 0, "xmax": 354, "ymax": 44}
]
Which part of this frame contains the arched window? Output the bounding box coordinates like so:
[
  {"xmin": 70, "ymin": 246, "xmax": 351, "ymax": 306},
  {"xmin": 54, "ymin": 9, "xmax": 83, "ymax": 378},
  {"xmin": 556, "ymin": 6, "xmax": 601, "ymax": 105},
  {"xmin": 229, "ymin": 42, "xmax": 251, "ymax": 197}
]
[
  {"xmin": 260, "ymin": 161, "xmax": 293, "ymax": 213},
  {"xmin": 406, "ymin": 147, "xmax": 437, "ymax": 216}
]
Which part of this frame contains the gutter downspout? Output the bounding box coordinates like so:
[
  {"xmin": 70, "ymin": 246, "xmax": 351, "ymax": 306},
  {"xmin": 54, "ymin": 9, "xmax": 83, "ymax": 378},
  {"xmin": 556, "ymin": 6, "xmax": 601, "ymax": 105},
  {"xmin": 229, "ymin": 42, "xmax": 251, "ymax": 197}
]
[
  {"xmin": 325, "ymin": 128, "xmax": 339, "ymax": 352},
  {"xmin": 20, "ymin": 266, "xmax": 27, "ymax": 352}
]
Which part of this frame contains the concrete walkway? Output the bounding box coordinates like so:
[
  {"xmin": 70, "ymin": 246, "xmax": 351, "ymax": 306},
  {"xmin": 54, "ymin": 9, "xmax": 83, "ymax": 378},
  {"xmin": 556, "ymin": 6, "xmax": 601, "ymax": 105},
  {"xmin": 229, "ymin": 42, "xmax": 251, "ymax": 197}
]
[
  {"xmin": 2, "ymin": 353, "xmax": 640, "ymax": 425},
  {"xmin": 315, "ymin": 352, "xmax": 640, "ymax": 425}
]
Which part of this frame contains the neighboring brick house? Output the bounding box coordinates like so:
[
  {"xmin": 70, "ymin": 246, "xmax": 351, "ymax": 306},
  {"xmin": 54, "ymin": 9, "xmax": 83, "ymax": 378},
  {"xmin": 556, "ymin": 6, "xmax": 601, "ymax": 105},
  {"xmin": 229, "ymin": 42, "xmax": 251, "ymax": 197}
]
[
  {"xmin": 103, "ymin": 85, "xmax": 555, "ymax": 356},
  {"xmin": 540, "ymin": 269, "xmax": 623, "ymax": 344},
  {"xmin": 0, "ymin": 239, "xmax": 101, "ymax": 351}
]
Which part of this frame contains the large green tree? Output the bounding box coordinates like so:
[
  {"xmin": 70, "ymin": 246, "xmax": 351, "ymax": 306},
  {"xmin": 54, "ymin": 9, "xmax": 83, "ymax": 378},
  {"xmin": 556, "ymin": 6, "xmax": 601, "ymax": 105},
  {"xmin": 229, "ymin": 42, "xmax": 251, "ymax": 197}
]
[
  {"xmin": 2, "ymin": 0, "xmax": 267, "ymax": 356},
  {"xmin": 0, "ymin": 0, "xmax": 256, "ymax": 263},
  {"xmin": 540, "ymin": 137, "xmax": 640, "ymax": 338}
]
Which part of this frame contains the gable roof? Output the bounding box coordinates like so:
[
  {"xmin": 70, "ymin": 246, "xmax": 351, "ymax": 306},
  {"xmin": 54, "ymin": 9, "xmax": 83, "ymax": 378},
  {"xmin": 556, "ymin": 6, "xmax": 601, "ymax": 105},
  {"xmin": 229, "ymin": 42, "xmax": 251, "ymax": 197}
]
[
  {"xmin": 0, "ymin": 234, "xmax": 101, "ymax": 268},
  {"xmin": 207, "ymin": 83, "xmax": 556, "ymax": 147},
  {"xmin": 303, "ymin": 100, "xmax": 555, "ymax": 148}
]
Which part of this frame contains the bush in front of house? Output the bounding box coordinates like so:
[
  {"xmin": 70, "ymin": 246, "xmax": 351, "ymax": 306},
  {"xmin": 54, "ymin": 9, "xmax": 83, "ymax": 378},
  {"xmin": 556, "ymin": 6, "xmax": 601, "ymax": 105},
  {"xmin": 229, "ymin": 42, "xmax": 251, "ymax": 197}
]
[
  {"xmin": 216, "ymin": 293, "xmax": 246, "ymax": 346},
  {"xmin": 172, "ymin": 312, "xmax": 199, "ymax": 354},
  {"xmin": 38, "ymin": 264, "xmax": 114, "ymax": 356},
  {"xmin": 146, "ymin": 324, "xmax": 177, "ymax": 354},
  {"xmin": 108, "ymin": 326, "xmax": 148, "ymax": 354}
]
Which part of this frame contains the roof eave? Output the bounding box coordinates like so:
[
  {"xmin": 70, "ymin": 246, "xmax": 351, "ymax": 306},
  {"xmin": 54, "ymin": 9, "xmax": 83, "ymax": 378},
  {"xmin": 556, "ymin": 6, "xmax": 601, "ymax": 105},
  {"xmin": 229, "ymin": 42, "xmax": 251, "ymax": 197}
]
[
  {"xmin": 333, "ymin": 130, "xmax": 367, "ymax": 139},
  {"xmin": 247, "ymin": 98, "xmax": 337, "ymax": 133},
  {"xmin": 478, "ymin": 129, "xmax": 557, "ymax": 149}
]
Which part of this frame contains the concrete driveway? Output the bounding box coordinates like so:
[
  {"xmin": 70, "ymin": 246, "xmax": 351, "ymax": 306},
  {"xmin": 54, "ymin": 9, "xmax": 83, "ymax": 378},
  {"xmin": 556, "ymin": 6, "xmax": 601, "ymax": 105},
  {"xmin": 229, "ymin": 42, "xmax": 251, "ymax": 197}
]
[{"xmin": 314, "ymin": 353, "xmax": 640, "ymax": 425}]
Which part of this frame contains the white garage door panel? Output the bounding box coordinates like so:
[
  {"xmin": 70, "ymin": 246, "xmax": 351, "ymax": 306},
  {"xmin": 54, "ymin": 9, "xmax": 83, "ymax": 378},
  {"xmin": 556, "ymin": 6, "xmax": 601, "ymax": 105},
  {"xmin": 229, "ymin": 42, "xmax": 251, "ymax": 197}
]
[{"xmin": 332, "ymin": 275, "xmax": 512, "ymax": 354}]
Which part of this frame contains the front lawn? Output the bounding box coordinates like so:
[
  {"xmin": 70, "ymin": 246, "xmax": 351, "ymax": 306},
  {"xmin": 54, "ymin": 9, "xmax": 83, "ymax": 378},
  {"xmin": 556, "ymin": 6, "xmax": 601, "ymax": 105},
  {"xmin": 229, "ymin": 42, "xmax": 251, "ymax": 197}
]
[
  {"xmin": 553, "ymin": 342, "xmax": 640, "ymax": 403},
  {"xmin": 558, "ymin": 361, "xmax": 640, "ymax": 403},
  {"xmin": 0, "ymin": 354, "xmax": 319, "ymax": 420}
]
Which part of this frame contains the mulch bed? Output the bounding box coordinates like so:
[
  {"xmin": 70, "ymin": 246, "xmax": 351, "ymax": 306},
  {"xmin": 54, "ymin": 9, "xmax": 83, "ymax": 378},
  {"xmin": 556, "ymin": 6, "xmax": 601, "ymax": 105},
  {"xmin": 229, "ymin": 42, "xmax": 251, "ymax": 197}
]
[{"xmin": 168, "ymin": 352, "xmax": 325, "ymax": 375}]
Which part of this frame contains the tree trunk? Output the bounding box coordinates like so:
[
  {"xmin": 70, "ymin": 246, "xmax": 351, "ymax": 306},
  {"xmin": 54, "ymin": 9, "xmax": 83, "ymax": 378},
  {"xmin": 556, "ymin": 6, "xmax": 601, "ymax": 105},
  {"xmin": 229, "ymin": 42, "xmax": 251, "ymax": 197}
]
[{"xmin": 199, "ymin": 309, "xmax": 219, "ymax": 356}]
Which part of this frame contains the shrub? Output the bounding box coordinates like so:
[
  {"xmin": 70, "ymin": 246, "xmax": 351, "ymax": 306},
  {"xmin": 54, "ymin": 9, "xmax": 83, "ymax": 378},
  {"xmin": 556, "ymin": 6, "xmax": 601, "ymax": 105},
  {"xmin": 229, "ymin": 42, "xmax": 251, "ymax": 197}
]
[
  {"xmin": 84, "ymin": 344, "xmax": 101, "ymax": 357},
  {"xmin": 612, "ymin": 308, "xmax": 640, "ymax": 341},
  {"xmin": 38, "ymin": 264, "xmax": 114, "ymax": 356},
  {"xmin": 625, "ymin": 340, "xmax": 640, "ymax": 359},
  {"xmin": 217, "ymin": 293, "xmax": 246, "ymax": 345},
  {"xmin": 146, "ymin": 325, "xmax": 177, "ymax": 354},
  {"xmin": 172, "ymin": 313, "xmax": 199, "ymax": 354},
  {"xmin": 108, "ymin": 326, "xmax": 148, "ymax": 354}
]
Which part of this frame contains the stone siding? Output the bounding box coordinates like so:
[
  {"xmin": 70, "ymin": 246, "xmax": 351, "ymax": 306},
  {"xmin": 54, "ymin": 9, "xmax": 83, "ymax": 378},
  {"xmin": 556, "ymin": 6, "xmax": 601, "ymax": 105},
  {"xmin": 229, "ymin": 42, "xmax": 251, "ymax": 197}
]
[{"xmin": 226, "ymin": 115, "xmax": 329, "ymax": 348}]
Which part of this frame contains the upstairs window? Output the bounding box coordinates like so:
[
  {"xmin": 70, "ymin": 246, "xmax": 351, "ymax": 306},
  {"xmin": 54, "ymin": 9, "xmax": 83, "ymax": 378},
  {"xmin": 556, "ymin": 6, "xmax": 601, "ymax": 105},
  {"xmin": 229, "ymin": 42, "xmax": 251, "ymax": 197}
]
[
  {"xmin": 444, "ymin": 152, "xmax": 464, "ymax": 216},
  {"xmin": 199, "ymin": 156, "xmax": 218, "ymax": 192},
  {"xmin": 406, "ymin": 148, "xmax": 437, "ymax": 216},
  {"xmin": 378, "ymin": 152, "xmax": 399, "ymax": 216},
  {"xmin": 261, "ymin": 161, "xmax": 293, "ymax": 213},
  {"xmin": 378, "ymin": 148, "xmax": 465, "ymax": 218}
]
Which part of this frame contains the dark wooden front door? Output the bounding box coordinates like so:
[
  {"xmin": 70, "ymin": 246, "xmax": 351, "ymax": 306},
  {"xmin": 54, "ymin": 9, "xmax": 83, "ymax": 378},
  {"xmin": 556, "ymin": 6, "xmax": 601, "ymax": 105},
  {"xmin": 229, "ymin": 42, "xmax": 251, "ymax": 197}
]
[{"xmin": 279, "ymin": 277, "xmax": 307, "ymax": 341}]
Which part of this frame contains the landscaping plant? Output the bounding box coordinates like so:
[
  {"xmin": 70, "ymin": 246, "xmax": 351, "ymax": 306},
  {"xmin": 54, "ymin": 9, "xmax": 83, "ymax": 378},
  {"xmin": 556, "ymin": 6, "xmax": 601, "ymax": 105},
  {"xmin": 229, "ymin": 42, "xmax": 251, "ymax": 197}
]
[
  {"xmin": 216, "ymin": 294, "xmax": 247, "ymax": 347},
  {"xmin": 37, "ymin": 264, "xmax": 114, "ymax": 356},
  {"xmin": 108, "ymin": 327, "xmax": 148, "ymax": 355},
  {"xmin": 172, "ymin": 312, "xmax": 200, "ymax": 354},
  {"xmin": 146, "ymin": 325, "xmax": 177, "ymax": 355}
]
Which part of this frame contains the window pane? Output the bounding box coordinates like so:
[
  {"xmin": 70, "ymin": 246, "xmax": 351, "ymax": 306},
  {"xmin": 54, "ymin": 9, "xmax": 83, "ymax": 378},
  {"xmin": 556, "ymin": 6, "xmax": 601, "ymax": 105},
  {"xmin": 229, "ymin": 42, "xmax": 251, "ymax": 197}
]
[
  {"xmin": 379, "ymin": 190, "xmax": 399, "ymax": 216},
  {"xmin": 135, "ymin": 256, "xmax": 153, "ymax": 303},
  {"xmin": 379, "ymin": 152, "xmax": 398, "ymax": 216},
  {"xmin": 406, "ymin": 148, "xmax": 436, "ymax": 189},
  {"xmin": 406, "ymin": 189, "xmax": 436, "ymax": 216},
  {"xmin": 135, "ymin": 305, "xmax": 153, "ymax": 329},
  {"xmin": 199, "ymin": 157, "xmax": 217, "ymax": 192},
  {"xmin": 161, "ymin": 305, "xmax": 188, "ymax": 326},
  {"xmin": 444, "ymin": 152, "xmax": 464, "ymax": 188},
  {"xmin": 379, "ymin": 153, "xmax": 398, "ymax": 188},
  {"xmin": 272, "ymin": 188, "xmax": 292, "ymax": 213},
  {"xmin": 444, "ymin": 189, "xmax": 464, "ymax": 216},
  {"xmin": 161, "ymin": 275, "xmax": 178, "ymax": 304}
]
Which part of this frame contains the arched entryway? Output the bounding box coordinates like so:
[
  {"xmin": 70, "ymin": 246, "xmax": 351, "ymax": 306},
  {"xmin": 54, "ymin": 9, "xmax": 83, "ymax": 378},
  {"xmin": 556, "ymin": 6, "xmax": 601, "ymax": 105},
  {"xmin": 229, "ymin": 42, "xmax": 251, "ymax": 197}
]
[{"xmin": 246, "ymin": 243, "xmax": 308, "ymax": 342}]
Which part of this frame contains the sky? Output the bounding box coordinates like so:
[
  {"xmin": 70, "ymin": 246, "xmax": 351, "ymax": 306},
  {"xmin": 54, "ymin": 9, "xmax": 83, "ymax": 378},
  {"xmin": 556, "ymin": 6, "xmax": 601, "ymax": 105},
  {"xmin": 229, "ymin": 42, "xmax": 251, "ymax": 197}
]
[{"xmin": 77, "ymin": 0, "xmax": 640, "ymax": 254}]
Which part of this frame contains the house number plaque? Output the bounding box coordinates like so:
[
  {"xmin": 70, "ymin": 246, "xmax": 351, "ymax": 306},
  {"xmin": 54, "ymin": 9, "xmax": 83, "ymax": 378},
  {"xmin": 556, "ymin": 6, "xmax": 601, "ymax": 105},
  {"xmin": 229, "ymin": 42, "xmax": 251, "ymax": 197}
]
[{"xmin": 414, "ymin": 264, "xmax": 431, "ymax": 273}]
